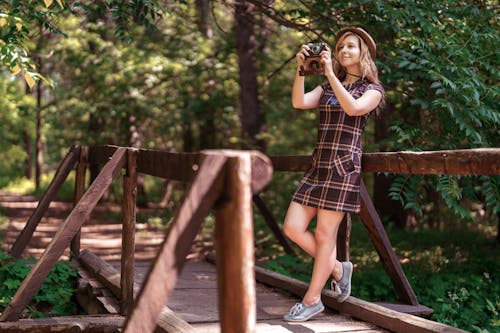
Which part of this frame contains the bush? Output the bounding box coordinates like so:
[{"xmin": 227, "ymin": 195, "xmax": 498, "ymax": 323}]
[{"xmin": 0, "ymin": 252, "xmax": 79, "ymax": 318}]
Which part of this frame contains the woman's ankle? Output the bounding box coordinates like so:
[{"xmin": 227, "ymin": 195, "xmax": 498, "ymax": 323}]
[{"xmin": 331, "ymin": 261, "xmax": 343, "ymax": 281}]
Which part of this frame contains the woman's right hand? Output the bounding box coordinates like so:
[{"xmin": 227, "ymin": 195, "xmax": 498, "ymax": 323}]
[{"xmin": 296, "ymin": 44, "xmax": 310, "ymax": 66}]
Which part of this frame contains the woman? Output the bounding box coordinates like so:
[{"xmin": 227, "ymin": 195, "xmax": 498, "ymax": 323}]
[{"xmin": 283, "ymin": 27, "xmax": 385, "ymax": 322}]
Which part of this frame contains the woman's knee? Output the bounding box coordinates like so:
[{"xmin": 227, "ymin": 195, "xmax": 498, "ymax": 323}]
[
  {"xmin": 283, "ymin": 202, "xmax": 315, "ymax": 239},
  {"xmin": 315, "ymin": 210, "xmax": 345, "ymax": 244},
  {"xmin": 283, "ymin": 216, "xmax": 302, "ymax": 240}
]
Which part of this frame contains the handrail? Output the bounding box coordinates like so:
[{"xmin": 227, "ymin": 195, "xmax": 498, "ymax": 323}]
[{"xmin": 271, "ymin": 148, "xmax": 500, "ymax": 174}]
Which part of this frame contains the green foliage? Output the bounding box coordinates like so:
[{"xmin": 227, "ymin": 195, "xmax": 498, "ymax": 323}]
[{"xmin": 0, "ymin": 252, "xmax": 78, "ymax": 317}]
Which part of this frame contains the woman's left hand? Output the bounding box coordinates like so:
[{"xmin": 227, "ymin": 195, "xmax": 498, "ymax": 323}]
[{"xmin": 320, "ymin": 45, "xmax": 333, "ymax": 74}]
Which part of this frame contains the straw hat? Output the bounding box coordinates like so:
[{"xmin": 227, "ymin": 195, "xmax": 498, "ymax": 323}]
[{"xmin": 335, "ymin": 27, "xmax": 377, "ymax": 59}]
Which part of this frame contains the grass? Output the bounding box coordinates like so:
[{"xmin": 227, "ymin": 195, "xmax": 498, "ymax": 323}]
[{"xmin": 264, "ymin": 218, "xmax": 499, "ymax": 333}]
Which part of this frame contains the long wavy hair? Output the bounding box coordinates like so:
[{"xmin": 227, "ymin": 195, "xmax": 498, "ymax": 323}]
[
  {"xmin": 333, "ymin": 31, "xmax": 384, "ymax": 114},
  {"xmin": 333, "ymin": 32, "xmax": 381, "ymax": 85}
]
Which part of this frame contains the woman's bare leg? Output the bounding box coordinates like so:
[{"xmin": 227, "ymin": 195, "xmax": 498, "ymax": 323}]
[
  {"xmin": 283, "ymin": 203, "xmax": 345, "ymax": 305},
  {"xmin": 302, "ymin": 209, "xmax": 345, "ymax": 305}
]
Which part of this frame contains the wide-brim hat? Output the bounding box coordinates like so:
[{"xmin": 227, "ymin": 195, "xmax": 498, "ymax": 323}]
[{"xmin": 335, "ymin": 27, "xmax": 377, "ymax": 59}]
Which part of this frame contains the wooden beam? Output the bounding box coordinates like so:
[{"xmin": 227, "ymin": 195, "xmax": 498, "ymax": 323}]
[
  {"xmin": 252, "ymin": 194, "xmax": 295, "ymax": 255},
  {"xmin": 79, "ymin": 249, "xmax": 122, "ymax": 299},
  {"xmin": 362, "ymin": 148, "xmax": 500, "ymax": 175},
  {"xmin": 0, "ymin": 148, "xmax": 127, "ymax": 322},
  {"xmin": 270, "ymin": 148, "xmax": 500, "ymax": 175},
  {"xmin": 71, "ymin": 146, "xmax": 88, "ymax": 259},
  {"xmin": 10, "ymin": 146, "xmax": 80, "ymax": 258},
  {"xmin": 0, "ymin": 315, "xmax": 124, "ymax": 333},
  {"xmin": 78, "ymin": 249, "xmax": 193, "ymax": 333},
  {"xmin": 253, "ymin": 265, "xmax": 466, "ymax": 333},
  {"xmin": 359, "ymin": 180, "xmax": 419, "ymax": 306},
  {"xmin": 123, "ymin": 153, "xmax": 227, "ymax": 333},
  {"xmin": 121, "ymin": 149, "xmax": 138, "ymax": 315},
  {"xmin": 89, "ymin": 145, "xmax": 202, "ymax": 182},
  {"xmin": 214, "ymin": 152, "xmax": 257, "ymax": 333}
]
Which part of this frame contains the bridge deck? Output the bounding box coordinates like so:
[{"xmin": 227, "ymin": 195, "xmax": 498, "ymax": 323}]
[{"xmin": 124, "ymin": 260, "xmax": 388, "ymax": 333}]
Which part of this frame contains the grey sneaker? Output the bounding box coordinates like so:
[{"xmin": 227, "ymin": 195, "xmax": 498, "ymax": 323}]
[
  {"xmin": 283, "ymin": 300, "xmax": 324, "ymax": 322},
  {"xmin": 330, "ymin": 261, "xmax": 353, "ymax": 302}
]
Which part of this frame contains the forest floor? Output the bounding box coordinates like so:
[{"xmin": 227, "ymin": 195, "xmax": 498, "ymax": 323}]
[{"xmin": 0, "ymin": 191, "xmax": 211, "ymax": 261}]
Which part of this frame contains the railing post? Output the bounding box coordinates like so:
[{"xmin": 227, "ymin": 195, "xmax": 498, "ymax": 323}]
[
  {"xmin": 71, "ymin": 146, "xmax": 88, "ymax": 259},
  {"xmin": 215, "ymin": 153, "xmax": 256, "ymax": 333},
  {"xmin": 337, "ymin": 213, "xmax": 351, "ymax": 262},
  {"xmin": 121, "ymin": 148, "xmax": 137, "ymax": 315}
]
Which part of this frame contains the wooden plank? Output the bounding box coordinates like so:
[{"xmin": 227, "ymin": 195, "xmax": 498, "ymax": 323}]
[
  {"xmin": 253, "ymin": 265, "xmax": 468, "ymax": 333},
  {"xmin": 123, "ymin": 153, "xmax": 227, "ymax": 333},
  {"xmin": 0, "ymin": 315, "xmax": 124, "ymax": 333},
  {"xmin": 121, "ymin": 149, "xmax": 138, "ymax": 315},
  {"xmin": 0, "ymin": 148, "xmax": 127, "ymax": 322},
  {"xmin": 137, "ymin": 148, "xmax": 201, "ymax": 182},
  {"xmin": 10, "ymin": 145, "xmax": 80, "ymax": 258},
  {"xmin": 359, "ymin": 180, "xmax": 419, "ymax": 306},
  {"xmin": 79, "ymin": 249, "xmax": 122, "ymax": 298},
  {"xmin": 270, "ymin": 148, "xmax": 500, "ymax": 175},
  {"xmin": 214, "ymin": 153, "xmax": 256, "ymax": 333},
  {"xmin": 374, "ymin": 302, "xmax": 433, "ymax": 317},
  {"xmin": 79, "ymin": 249, "xmax": 193, "ymax": 333},
  {"xmin": 88, "ymin": 145, "xmax": 120, "ymax": 166},
  {"xmin": 71, "ymin": 146, "xmax": 88, "ymax": 258},
  {"xmin": 252, "ymin": 194, "xmax": 295, "ymax": 255}
]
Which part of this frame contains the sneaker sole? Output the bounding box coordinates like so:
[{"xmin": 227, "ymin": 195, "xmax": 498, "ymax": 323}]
[{"xmin": 337, "ymin": 261, "xmax": 353, "ymax": 303}]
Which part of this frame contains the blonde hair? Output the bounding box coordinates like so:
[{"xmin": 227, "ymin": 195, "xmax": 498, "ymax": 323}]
[{"xmin": 333, "ymin": 32, "xmax": 380, "ymax": 85}]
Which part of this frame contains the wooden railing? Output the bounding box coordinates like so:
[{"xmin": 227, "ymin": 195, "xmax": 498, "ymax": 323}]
[
  {"xmin": 1, "ymin": 145, "xmax": 498, "ymax": 333},
  {"xmin": 2, "ymin": 145, "xmax": 273, "ymax": 333}
]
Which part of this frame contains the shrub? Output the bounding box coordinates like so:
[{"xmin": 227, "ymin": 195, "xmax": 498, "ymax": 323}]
[{"xmin": 0, "ymin": 252, "xmax": 78, "ymax": 318}]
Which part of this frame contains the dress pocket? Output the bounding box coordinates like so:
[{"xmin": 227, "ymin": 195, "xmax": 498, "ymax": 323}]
[{"xmin": 333, "ymin": 151, "xmax": 356, "ymax": 177}]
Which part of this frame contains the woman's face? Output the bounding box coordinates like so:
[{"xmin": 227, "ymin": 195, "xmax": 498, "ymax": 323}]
[{"xmin": 336, "ymin": 34, "xmax": 361, "ymax": 68}]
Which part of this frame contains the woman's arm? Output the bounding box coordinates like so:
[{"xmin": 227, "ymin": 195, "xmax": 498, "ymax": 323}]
[
  {"xmin": 325, "ymin": 72, "xmax": 382, "ymax": 116},
  {"xmin": 291, "ymin": 45, "xmax": 323, "ymax": 110}
]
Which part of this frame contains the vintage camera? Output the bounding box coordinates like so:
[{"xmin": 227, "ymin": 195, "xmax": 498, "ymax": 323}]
[{"xmin": 299, "ymin": 42, "xmax": 328, "ymax": 76}]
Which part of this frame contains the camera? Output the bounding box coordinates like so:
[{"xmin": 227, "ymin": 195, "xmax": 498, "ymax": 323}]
[{"xmin": 299, "ymin": 42, "xmax": 327, "ymax": 76}]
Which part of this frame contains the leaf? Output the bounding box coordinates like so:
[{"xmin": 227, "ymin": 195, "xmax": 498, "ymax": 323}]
[
  {"xmin": 15, "ymin": 23, "xmax": 22, "ymax": 31},
  {"xmin": 0, "ymin": 18, "xmax": 6, "ymax": 27},
  {"xmin": 44, "ymin": 0, "xmax": 54, "ymax": 7},
  {"xmin": 10, "ymin": 64, "xmax": 21, "ymax": 75},
  {"xmin": 56, "ymin": 0, "xmax": 64, "ymax": 8},
  {"xmin": 24, "ymin": 71, "xmax": 36, "ymax": 90}
]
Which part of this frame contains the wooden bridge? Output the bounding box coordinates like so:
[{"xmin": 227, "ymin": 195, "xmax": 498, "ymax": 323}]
[{"xmin": 0, "ymin": 145, "xmax": 498, "ymax": 332}]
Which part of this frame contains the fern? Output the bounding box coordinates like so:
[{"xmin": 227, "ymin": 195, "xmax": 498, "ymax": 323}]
[
  {"xmin": 389, "ymin": 175, "xmax": 424, "ymax": 217},
  {"xmin": 436, "ymin": 175, "xmax": 471, "ymax": 220},
  {"xmin": 480, "ymin": 176, "xmax": 500, "ymax": 215}
]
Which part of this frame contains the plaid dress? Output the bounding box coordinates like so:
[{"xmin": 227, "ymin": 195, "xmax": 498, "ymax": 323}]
[{"xmin": 292, "ymin": 80, "xmax": 384, "ymax": 213}]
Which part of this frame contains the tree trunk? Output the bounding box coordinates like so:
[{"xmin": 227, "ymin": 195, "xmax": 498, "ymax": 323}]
[
  {"xmin": 35, "ymin": 70, "xmax": 43, "ymax": 190},
  {"xmin": 23, "ymin": 130, "xmax": 32, "ymax": 179},
  {"xmin": 196, "ymin": 0, "xmax": 216, "ymax": 150},
  {"xmin": 234, "ymin": 0, "xmax": 266, "ymax": 150}
]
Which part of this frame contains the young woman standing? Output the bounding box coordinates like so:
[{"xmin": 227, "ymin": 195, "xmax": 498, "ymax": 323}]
[{"xmin": 283, "ymin": 27, "xmax": 385, "ymax": 322}]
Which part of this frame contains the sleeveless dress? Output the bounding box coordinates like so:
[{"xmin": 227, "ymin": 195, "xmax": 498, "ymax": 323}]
[{"xmin": 292, "ymin": 79, "xmax": 384, "ymax": 213}]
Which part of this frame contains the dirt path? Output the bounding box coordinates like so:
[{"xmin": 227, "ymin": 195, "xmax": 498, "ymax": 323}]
[{"xmin": 0, "ymin": 192, "xmax": 191, "ymax": 262}]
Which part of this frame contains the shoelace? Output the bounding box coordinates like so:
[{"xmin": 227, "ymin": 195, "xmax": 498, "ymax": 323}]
[
  {"xmin": 331, "ymin": 280, "xmax": 342, "ymax": 296},
  {"xmin": 288, "ymin": 303, "xmax": 304, "ymax": 315}
]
